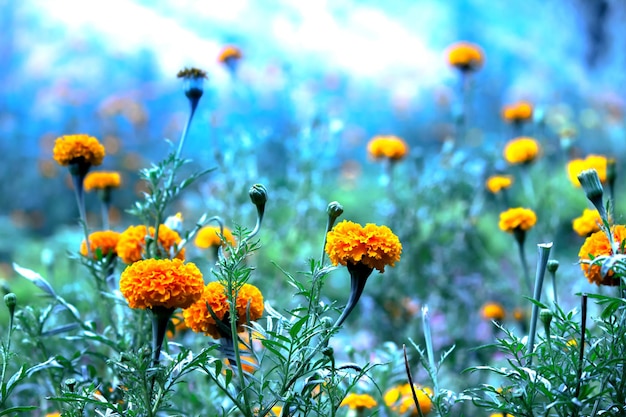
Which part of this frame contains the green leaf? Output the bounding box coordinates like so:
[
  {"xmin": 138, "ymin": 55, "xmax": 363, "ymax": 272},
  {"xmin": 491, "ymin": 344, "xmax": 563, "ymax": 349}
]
[{"xmin": 0, "ymin": 406, "xmax": 38, "ymax": 416}]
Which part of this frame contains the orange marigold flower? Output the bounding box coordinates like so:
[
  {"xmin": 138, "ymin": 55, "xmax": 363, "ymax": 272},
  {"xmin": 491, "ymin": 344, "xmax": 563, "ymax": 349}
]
[
  {"xmin": 84, "ymin": 171, "xmax": 122, "ymax": 191},
  {"xmin": 499, "ymin": 208, "xmax": 537, "ymax": 232},
  {"xmin": 116, "ymin": 224, "xmax": 185, "ymax": 264},
  {"xmin": 183, "ymin": 282, "xmax": 264, "ymax": 338},
  {"xmin": 218, "ymin": 45, "xmax": 243, "ymax": 63},
  {"xmin": 384, "ymin": 384, "xmax": 433, "ymax": 415},
  {"xmin": 446, "ymin": 41, "xmax": 484, "ymax": 72},
  {"xmin": 502, "ymin": 101, "xmax": 533, "ymax": 123},
  {"xmin": 80, "ymin": 230, "xmax": 121, "ymax": 259},
  {"xmin": 503, "ymin": 137, "xmax": 540, "ymax": 165},
  {"xmin": 578, "ymin": 225, "xmax": 626, "ymax": 286},
  {"xmin": 486, "ymin": 175, "xmax": 513, "ymax": 193},
  {"xmin": 367, "ymin": 135, "xmax": 409, "ymax": 161},
  {"xmin": 53, "ymin": 134, "xmax": 105, "ymax": 166},
  {"xmin": 194, "ymin": 225, "xmax": 236, "ymax": 248},
  {"xmin": 120, "ymin": 258, "xmax": 204, "ymax": 309},
  {"xmin": 566, "ymin": 155, "xmax": 607, "ymax": 187},
  {"xmin": 325, "ymin": 220, "xmax": 402, "ymax": 273},
  {"xmin": 572, "ymin": 208, "xmax": 602, "ymax": 237},
  {"xmin": 481, "ymin": 302, "xmax": 506, "ymax": 321},
  {"xmin": 340, "ymin": 393, "xmax": 377, "ymax": 410}
]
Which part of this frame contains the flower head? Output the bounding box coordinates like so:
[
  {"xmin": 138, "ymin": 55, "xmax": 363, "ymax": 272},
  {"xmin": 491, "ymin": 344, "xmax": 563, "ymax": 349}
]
[
  {"xmin": 177, "ymin": 67, "xmax": 208, "ymax": 101},
  {"xmin": 572, "ymin": 208, "xmax": 602, "ymax": 237},
  {"xmin": 384, "ymin": 384, "xmax": 433, "ymax": 415},
  {"xmin": 499, "ymin": 208, "xmax": 537, "ymax": 233},
  {"xmin": 53, "ymin": 134, "xmax": 105, "ymax": 167},
  {"xmin": 194, "ymin": 225, "xmax": 236, "ymax": 249},
  {"xmin": 446, "ymin": 42, "xmax": 484, "ymax": 72},
  {"xmin": 325, "ymin": 220, "xmax": 402, "ymax": 273},
  {"xmin": 578, "ymin": 225, "xmax": 626, "ymax": 286},
  {"xmin": 80, "ymin": 230, "xmax": 121, "ymax": 259},
  {"xmin": 120, "ymin": 258, "xmax": 204, "ymax": 309},
  {"xmin": 486, "ymin": 175, "xmax": 513, "ymax": 193},
  {"xmin": 116, "ymin": 224, "xmax": 185, "ymax": 264},
  {"xmin": 481, "ymin": 302, "xmax": 505, "ymax": 321},
  {"xmin": 83, "ymin": 171, "xmax": 122, "ymax": 191},
  {"xmin": 340, "ymin": 393, "xmax": 377, "ymax": 410},
  {"xmin": 367, "ymin": 135, "xmax": 409, "ymax": 161},
  {"xmin": 567, "ymin": 155, "xmax": 607, "ymax": 187},
  {"xmin": 502, "ymin": 101, "xmax": 533, "ymax": 123},
  {"xmin": 503, "ymin": 137, "xmax": 540, "ymax": 165},
  {"xmin": 218, "ymin": 45, "xmax": 243, "ymax": 63}
]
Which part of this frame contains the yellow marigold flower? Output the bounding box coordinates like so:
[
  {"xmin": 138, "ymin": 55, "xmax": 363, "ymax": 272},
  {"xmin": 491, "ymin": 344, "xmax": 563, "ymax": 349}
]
[
  {"xmin": 53, "ymin": 134, "xmax": 105, "ymax": 166},
  {"xmin": 80, "ymin": 230, "xmax": 120, "ymax": 259},
  {"xmin": 572, "ymin": 208, "xmax": 602, "ymax": 237},
  {"xmin": 503, "ymin": 137, "xmax": 540, "ymax": 165},
  {"xmin": 384, "ymin": 384, "xmax": 433, "ymax": 415},
  {"xmin": 367, "ymin": 135, "xmax": 409, "ymax": 161},
  {"xmin": 218, "ymin": 45, "xmax": 243, "ymax": 63},
  {"xmin": 46, "ymin": 414, "xmax": 62, "ymax": 417},
  {"xmin": 194, "ymin": 225, "xmax": 236, "ymax": 248},
  {"xmin": 83, "ymin": 171, "xmax": 122, "ymax": 191},
  {"xmin": 502, "ymin": 101, "xmax": 533, "ymax": 123},
  {"xmin": 116, "ymin": 224, "xmax": 185, "ymax": 264},
  {"xmin": 340, "ymin": 393, "xmax": 377, "ymax": 410},
  {"xmin": 481, "ymin": 302, "xmax": 506, "ymax": 321},
  {"xmin": 486, "ymin": 175, "xmax": 513, "ymax": 193},
  {"xmin": 578, "ymin": 225, "xmax": 626, "ymax": 286},
  {"xmin": 498, "ymin": 208, "xmax": 537, "ymax": 233},
  {"xmin": 183, "ymin": 282, "xmax": 264, "ymax": 338},
  {"xmin": 446, "ymin": 41, "xmax": 484, "ymax": 72},
  {"xmin": 566, "ymin": 155, "xmax": 607, "ymax": 187},
  {"xmin": 489, "ymin": 413, "xmax": 514, "ymax": 417},
  {"xmin": 120, "ymin": 258, "xmax": 204, "ymax": 310},
  {"xmin": 325, "ymin": 220, "xmax": 402, "ymax": 273}
]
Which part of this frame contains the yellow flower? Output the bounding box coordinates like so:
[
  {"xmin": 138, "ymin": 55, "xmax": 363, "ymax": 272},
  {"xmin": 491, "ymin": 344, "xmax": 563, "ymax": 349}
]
[
  {"xmin": 183, "ymin": 282, "xmax": 264, "ymax": 338},
  {"xmin": 46, "ymin": 414, "xmax": 62, "ymax": 417},
  {"xmin": 489, "ymin": 413, "xmax": 515, "ymax": 417},
  {"xmin": 498, "ymin": 208, "xmax": 537, "ymax": 233},
  {"xmin": 566, "ymin": 155, "xmax": 607, "ymax": 187},
  {"xmin": 218, "ymin": 45, "xmax": 243, "ymax": 63},
  {"xmin": 53, "ymin": 134, "xmax": 105, "ymax": 166},
  {"xmin": 340, "ymin": 393, "xmax": 377, "ymax": 410},
  {"xmin": 80, "ymin": 230, "xmax": 121, "ymax": 259},
  {"xmin": 501, "ymin": 101, "xmax": 533, "ymax": 123},
  {"xmin": 119, "ymin": 258, "xmax": 204, "ymax": 310},
  {"xmin": 503, "ymin": 137, "xmax": 540, "ymax": 164},
  {"xmin": 325, "ymin": 220, "xmax": 402, "ymax": 273},
  {"xmin": 194, "ymin": 225, "xmax": 236, "ymax": 248},
  {"xmin": 83, "ymin": 171, "xmax": 122, "ymax": 191},
  {"xmin": 384, "ymin": 384, "xmax": 433, "ymax": 415},
  {"xmin": 486, "ymin": 175, "xmax": 513, "ymax": 193},
  {"xmin": 446, "ymin": 42, "xmax": 484, "ymax": 72},
  {"xmin": 481, "ymin": 302, "xmax": 506, "ymax": 321},
  {"xmin": 367, "ymin": 135, "xmax": 409, "ymax": 161},
  {"xmin": 116, "ymin": 224, "xmax": 185, "ymax": 264},
  {"xmin": 572, "ymin": 209, "xmax": 602, "ymax": 237},
  {"xmin": 578, "ymin": 225, "xmax": 626, "ymax": 286}
]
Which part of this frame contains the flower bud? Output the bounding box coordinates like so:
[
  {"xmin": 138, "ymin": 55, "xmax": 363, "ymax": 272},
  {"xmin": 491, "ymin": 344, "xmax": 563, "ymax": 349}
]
[
  {"xmin": 249, "ymin": 184, "xmax": 268, "ymax": 207},
  {"xmin": 539, "ymin": 308, "xmax": 553, "ymax": 333},
  {"xmin": 578, "ymin": 169, "xmax": 603, "ymax": 203},
  {"xmin": 4, "ymin": 293, "xmax": 16, "ymax": 316},
  {"xmin": 327, "ymin": 201, "xmax": 343, "ymax": 221},
  {"xmin": 547, "ymin": 260, "xmax": 559, "ymax": 274},
  {"xmin": 64, "ymin": 378, "xmax": 77, "ymax": 392},
  {"xmin": 177, "ymin": 67, "xmax": 208, "ymax": 101}
]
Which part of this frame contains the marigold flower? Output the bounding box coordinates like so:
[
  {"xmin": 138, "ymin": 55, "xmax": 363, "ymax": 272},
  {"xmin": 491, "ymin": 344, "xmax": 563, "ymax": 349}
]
[
  {"xmin": 567, "ymin": 155, "xmax": 608, "ymax": 187},
  {"xmin": 340, "ymin": 393, "xmax": 377, "ymax": 410},
  {"xmin": 572, "ymin": 208, "xmax": 602, "ymax": 237},
  {"xmin": 116, "ymin": 224, "xmax": 185, "ymax": 264},
  {"xmin": 486, "ymin": 175, "xmax": 513, "ymax": 193},
  {"xmin": 120, "ymin": 258, "xmax": 204, "ymax": 309},
  {"xmin": 481, "ymin": 302, "xmax": 505, "ymax": 321},
  {"xmin": 489, "ymin": 413, "xmax": 515, "ymax": 417},
  {"xmin": 384, "ymin": 384, "xmax": 433, "ymax": 415},
  {"xmin": 367, "ymin": 135, "xmax": 409, "ymax": 161},
  {"xmin": 498, "ymin": 208, "xmax": 537, "ymax": 233},
  {"xmin": 80, "ymin": 230, "xmax": 120, "ymax": 259},
  {"xmin": 325, "ymin": 220, "xmax": 402, "ymax": 273},
  {"xmin": 218, "ymin": 45, "xmax": 243, "ymax": 63},
  {"xmin": 84, "ymin": 171, "xmax": 122, "ymax": 191},
  {"xmin": 446, "ymin": 42, "xmax": 484, "ymax": 72},
  {"xmin": 502, "ymin": 101, "xmax": 533, "ymax": 123},
  {"xmin": 183, "ymin": 282, "xmax": 264, "ymax": 338},
  {"xmin": 194, "ymin": 225, "xmax": 236, "ymax": 249},
  {"xmin": 166, "ymin": 311, "xmax": 189, "ymax": 338},
  {"xmin": 578, "ymin": 225, "xmax": 626, "ymax": 286},
  {"xmin": 45, "ymin": 413, "xmax": 61, "ymax": 417},
  {"xmin": 53, "ymin": 134, "xmax": 105, "ymax": 167},
  {"xmin": 503, "ymin": 137, "xmax": 540, "ymax": 165}
]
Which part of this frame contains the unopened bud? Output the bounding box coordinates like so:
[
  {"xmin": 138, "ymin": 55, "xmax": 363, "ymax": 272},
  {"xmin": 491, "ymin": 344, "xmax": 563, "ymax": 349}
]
[
  {"xmin": 578, "ymin": 169, "xmax": 603, "ymax": 203},
  {"xmin": 547, "ymin": 260, "xmax": 559, "ymax": 274},
  {"xmin": 65, "ymin": 378, "xmax": 77, "ymax": 392},
  {"xmin": 539, "ymin": 308, "xmax": 553, "ymax": 331},
  {"xmin": 327, "ymin": 201, "xmax": 343, "ymax": 221},
  {"xmin": 4, "ymin": 293, "xmax": 16, "ymax": 316},
  {"xmin": 249, "ymin": 184, "xmax": 268, "ymax": 207},
  {"xmin": 176, "ymin": 67, "xmax": 207, "ymax": 101}
]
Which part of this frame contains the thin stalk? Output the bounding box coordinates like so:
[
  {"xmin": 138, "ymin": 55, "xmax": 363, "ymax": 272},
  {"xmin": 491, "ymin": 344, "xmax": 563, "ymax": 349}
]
[
  {"xmin": 515, "ymin": 233, "xmax": 532, "ymax": 294},
  {"xmin": 421, "ymin": 305, "xmax": 439, "ymax": 394},
  {"xmin": 101, "ymin": 200, "xmax": 110, "ymax": 230},
  {"xmin": 175, "ymin": 101, "xmax": 198, "ymax": 161},
  {"xmin": 72, "ymin": 174, "xmax": 91, "ymax": 257},
  {"xmin": 526, "ymin": 242, "xmax": 553, "ymax": 363},
  {"xmin": 572, "ymin": 294, "xmax": 588, "ymax": 417},
  {"xmin": 404, "ymin": 345, "xmax": 425, "ymax": 417}
]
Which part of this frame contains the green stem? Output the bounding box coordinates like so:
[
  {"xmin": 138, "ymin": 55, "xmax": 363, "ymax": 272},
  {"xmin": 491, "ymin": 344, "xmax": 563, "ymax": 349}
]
[
  {"xmin": 526, "ymin": 243, "xmax": 552, "ymax": 363},
  {"xmin": 101, "ymin": 200, "xmax": 110, "ymax": 230},
  {"xmin": 72, "ymin": 174, "xmax": 91, "ymax": 257},
  {"xmin": 514, "ymin": 230, "xmax": 532, "ymax": 295}
]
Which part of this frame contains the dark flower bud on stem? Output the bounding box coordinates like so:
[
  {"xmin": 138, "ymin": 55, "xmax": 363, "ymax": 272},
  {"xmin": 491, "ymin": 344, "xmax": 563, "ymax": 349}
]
[{"xmin": 4, "ymin": 293, "xmax": 16, "ymax": 317}]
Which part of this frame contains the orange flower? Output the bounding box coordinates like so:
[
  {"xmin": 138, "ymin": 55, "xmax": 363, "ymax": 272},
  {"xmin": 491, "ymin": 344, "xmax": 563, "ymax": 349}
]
[
  {"xmin": 502, "ymin": 101, "xmax": 533, "ymax": 123},
  {"xmin": 572, "ymin": 208, "xmax": 602, "ymax": 237},
  {"xmin": 503, "ymin": 137, "xmax": 540, "ymax": 164},
  {"xmin": 499, "ymin": 208, "xmax": 537, "ymax": 233},
  {"xmin": 53, "ymin": 134, "xmax": 105, "ymax": 166},
  {"xmin": 578, "ymin": 226, "xmax": 626, "ymax": 286},
  {"xmin": 84, "ymin": 171, "xmax": 122, "ymax": 191},
  {"xmin": 116, "ymin": 224, "xmax": 185, "ymax": 264},
  {"xmin": 486, "ymin": 175, "xmax": 513, "ymax": 193},
  {"xmin": 218, "ymin": 45, "xmax": 243, "ymax": 63},
  {"xmin": 367, "ymin": 135, "xmax": 409, "ymax": 161},
  {"xmin": 120, "ymin": 258, "xmax": 204, "ymax": 309},
  {"xmin": 566, "ymin": 155, "xmax": 607, "ymax": 187},
  {"xmin": 384, "ymin": 384, "xmax": 433, "ymax": 415},
  {"xmin": 340, "ymin": 393, "xmax": 377, "ymax": 410},
  {"xmin": 481, "ymin": 302, "xmax": 506, "ymax": 321},
  {"xmin": 80, "ymin": 230, "xmax": 121, "ymax": 259},
  {"xmin": 194, "ymin": 225, "xmax": 236, "ymax": 248},
  {"xmin": 167, "ymin": 311, "xmax": 189, "ymax": 338},
  {"xmin": 325, "ymin": 220, "xmax": 402, "ymax": 273},
  {"xmin": 446, "ymin": 42, "xmax": 484, "ymax": 72}
]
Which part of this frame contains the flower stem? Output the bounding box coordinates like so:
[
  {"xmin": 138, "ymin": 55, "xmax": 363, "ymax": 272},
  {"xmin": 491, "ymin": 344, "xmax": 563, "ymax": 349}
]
[
  {"xmin": 101, "ymin": 200, "xmax": 110, "ymax": 230},
  {"xmin": 151, "ymin": 307, "xmax": 174, "ymax": 366},
  {"xmin": 72, "ymin": 174, "xmax": 91, "ymax": 257},
  {"xmin": 526, "ymin": 242, "xmax": 553, "ymax": 362},
  {"xmin": 334, "ymin": 263, "xmax": 373, "ymax": 328},
  {"xmin": 175, "ymin": 99, "xmax": 199, "ymax": 161},
  {"xmin": 514, "ymin": 229, "xmax": 532, "ymax": 294}
]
